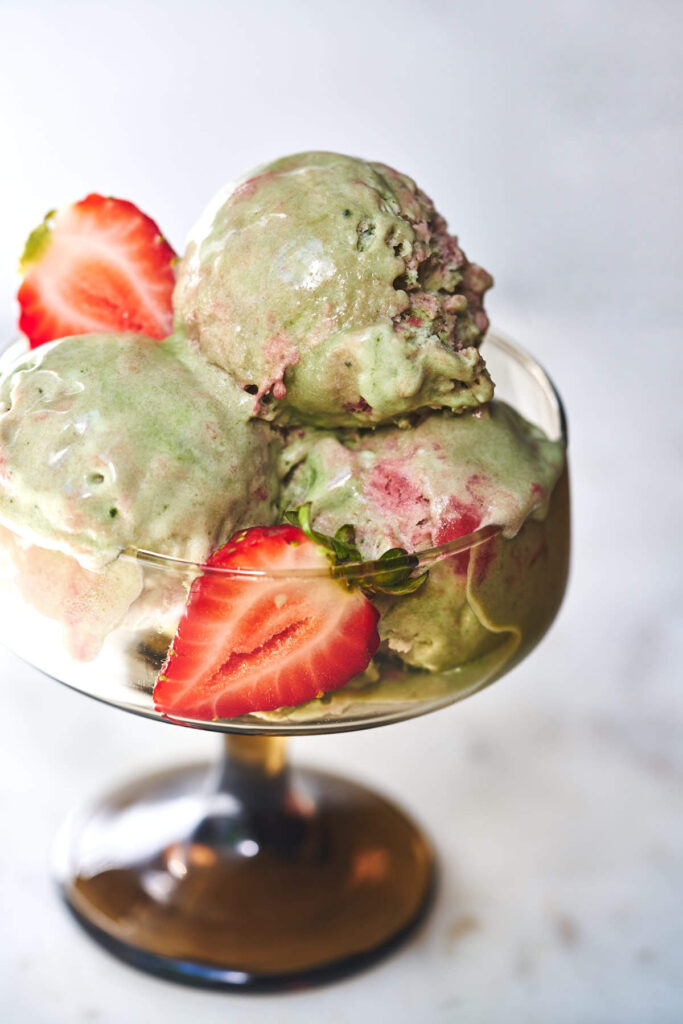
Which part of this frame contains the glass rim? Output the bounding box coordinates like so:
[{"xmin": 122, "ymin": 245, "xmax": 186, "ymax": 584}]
[
  {"xmin": 122, "ymin": 522, "xmax": 502, "ymax": 580},
  {"xmin": 1, "ymin": 329, "xmax": 566, "ymax": 581}
]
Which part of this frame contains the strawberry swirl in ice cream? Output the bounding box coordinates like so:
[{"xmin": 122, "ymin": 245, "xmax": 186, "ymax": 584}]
[
  {"xmin": 278, "ymin": 401, "xmax": 566, "ymax": 680},
  {"xmin": 279, "ymin": 402, "xmax": 563, "ymax": 557}
]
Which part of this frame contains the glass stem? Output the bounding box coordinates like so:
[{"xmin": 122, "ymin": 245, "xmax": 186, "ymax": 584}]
[
  {"xmin": 189, "ymin": 734, "xmax": 300, "ymax": 855},
  {"xmin": 216, "ymin": 735, "xmax": 290, "ymax": 810},
  {"xmin": 223, "ymin": 734, "xmax": 289, "ymax": 777}
]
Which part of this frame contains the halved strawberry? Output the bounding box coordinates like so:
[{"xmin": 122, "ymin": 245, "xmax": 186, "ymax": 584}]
[
  {"xmin": 17, "ymin": 194, "xmax": 177, "ymax": 347},
  {"xmin": 153, "ymin": 524, "xmax": 382, "ymax": 721}
]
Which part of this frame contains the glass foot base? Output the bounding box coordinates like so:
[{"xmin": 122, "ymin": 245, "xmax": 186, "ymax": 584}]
[{"xmin": 54, "ymin": 757, "xmax": 435, "ymax": 990}]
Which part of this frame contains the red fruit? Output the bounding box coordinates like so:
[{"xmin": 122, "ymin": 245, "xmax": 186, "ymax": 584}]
[
  {"xmin": 153, "ymin": 525, "xmax": 381, "ymax": 721},
  {"xmin": 435, "ymin": 497, "xmax": 482, "ymax": 575},
  {"xmin": 17, "ymin": 194, "xmax": 177, "ymax": 347}
]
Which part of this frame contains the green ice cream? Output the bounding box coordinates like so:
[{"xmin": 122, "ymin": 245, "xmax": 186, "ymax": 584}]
[
  {"xmin": 279, "ymin": 401, "xmax": 566, "ymax": 673},
  {"xmin": 0, "ymin": 334, "xmax": 279, "ymax": 569},
  {"xmin": 174, "ymin": 151, "xmax": 494, "ymax": 427},
  {"xmin": 280, "ymin": 401, "xmax": 564, "ymax": 554}
]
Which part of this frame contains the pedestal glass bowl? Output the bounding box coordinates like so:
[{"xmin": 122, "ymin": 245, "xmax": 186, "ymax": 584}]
[{"xmin": 0, "ymin": 332, "xmax": 569, "ymax": 989}]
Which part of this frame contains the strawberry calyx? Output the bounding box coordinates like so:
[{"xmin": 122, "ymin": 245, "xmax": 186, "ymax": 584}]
[
  {"xmin": 282, "ymin": 503, "xmax": 428, "ymax": 597},
  {"xmin": 19, "ymin": 210, "xmax": 56, "ymax": 272}
]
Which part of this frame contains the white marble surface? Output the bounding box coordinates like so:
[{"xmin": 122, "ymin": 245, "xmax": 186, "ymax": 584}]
[{"xmin": 0, "ymin": 1, "xmax": 682, "ymax": 1021}]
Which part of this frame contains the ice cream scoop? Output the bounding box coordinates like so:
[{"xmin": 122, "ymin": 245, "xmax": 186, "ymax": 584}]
[
  {"xmin": 0, "ymin": 333, "xmax": 280, "ymax": 569},
  {"xmin": 280, "ymin": 400, "xmax": 564, "ymax": 555},
  {"xmin": 174, "ymin": 151, "xmax": 494, "ymax": 427},
  {"xmin": 279, "ymin": 401, "xmax": 566, "ymax": 671}
]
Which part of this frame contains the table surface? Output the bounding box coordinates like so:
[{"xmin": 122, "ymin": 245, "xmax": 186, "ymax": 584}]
[{"xmin": 1, "ymin": 2, "xmax": 681, "ymax": 1021}]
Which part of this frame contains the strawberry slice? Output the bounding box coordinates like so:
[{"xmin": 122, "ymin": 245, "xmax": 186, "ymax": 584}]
[
  {"xmin": 17, "ymin": 194, "xmax": 177, "ymax": 347},
  {"xmin": 153, "ymin": 524, "xmax": 381, "ymax": 721}
]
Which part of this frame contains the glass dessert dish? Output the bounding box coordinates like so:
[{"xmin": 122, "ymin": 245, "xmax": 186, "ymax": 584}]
[{"xmin": 0, "ymin": 332, "xmax": 569, "ymax": 989}]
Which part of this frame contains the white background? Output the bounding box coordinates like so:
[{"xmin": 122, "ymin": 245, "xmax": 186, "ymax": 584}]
[{"xmin": 0, "ymin": 1, "xmax": 682, "ymax": 1021}]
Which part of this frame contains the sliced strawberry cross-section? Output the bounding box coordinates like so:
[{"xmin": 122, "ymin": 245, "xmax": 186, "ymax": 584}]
[
  {"xmin": 153, "ymin": 524, "xmax": 381, "ymax": 722},
  {"xmin": 18, "ymin": 194, "xmax": 177, "ymax": 347}
]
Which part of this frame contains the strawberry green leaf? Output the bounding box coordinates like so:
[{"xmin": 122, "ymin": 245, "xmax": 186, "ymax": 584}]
[
  {"xmin": 19, "ymin": 210, "xmax": 55, "ymax": 272},
  {"xmin": 282, "ymin": 505, "xmax": 429, "ymax": 596}
]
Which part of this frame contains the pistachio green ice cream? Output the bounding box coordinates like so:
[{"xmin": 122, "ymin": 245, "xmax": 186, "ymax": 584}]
[
  {"xmin": 280, "ymin": 401, "xmax": 564, "ymax": 554},
  {"xmin": 0, "ymin": 334, "xmax": 279, "ymax": 569},
  {"xmin": 174, "ymin": 151, "xmax": 494, "ymax": 427},
  {"xmin": 279, "ymin": 401, "xmax": 566, "ymax": 672}
]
